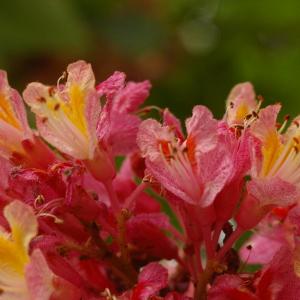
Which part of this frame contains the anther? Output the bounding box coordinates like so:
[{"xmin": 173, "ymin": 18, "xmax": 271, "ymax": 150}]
[
  {"xmin": 54, "ymin": 103, "xmax": 60, "ymax": 111},
  {"xmin": 34, "ymin": 195, "xmax": 45, "ymax": 207},
  {"xmin": 37, "ymin": 97, "xmax": 46, "ymax": 103},
  {"xmin": 245, "ymin": 113, "xmax": 252, "ymax": 120},
  {"xmin": 41, "ymin": 117, "xmax": 48, "ymax": 123},
  {"xmin": 48, "ymin": 86, "xmax": 55, "ymax": 96},
  {"xmin": 294, "ymin": 120, "xmax": 300, "ymax": 128},
  {"xmin": 257, "ymin": 95, "xmax": 264, "ymax": 102}
]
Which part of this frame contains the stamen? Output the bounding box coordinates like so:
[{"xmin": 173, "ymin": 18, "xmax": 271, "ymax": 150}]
[
  {"xmin": 37, "ymin": 97, "xmax": 46, "ymax": 103},
  {"xmin": 38, "ymin": 212, "xmax": 63, "ymax": 224},
  {"xmin": 54, "ymin": 103, "xmax": 60, "ymax": 111},
  {"xmin": 34, "ymin": 195, "xmax": 45, "ymax": 208},
  {"xmin": 278, "ymin": 115, "xmax": 290, "ymax": 134},
  {"xmin": 48, "ymin": 86, "xmax": 55, "ymax": 97},
  {"xmin": 137, "ymin": 105, "xmax": 162, "ymax": 116},
  {"xmin": 57, "ymin": 71, "xmax": 67, "ymax": 91}
]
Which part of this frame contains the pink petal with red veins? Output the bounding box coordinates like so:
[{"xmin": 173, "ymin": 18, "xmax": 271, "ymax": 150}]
[
  {"xmin": 163, "ymin": 108, "xmax": 184, "ymax": 140},
  {"xmin": 198, "ymin": 145, "xmax": 233, "ymax": 207},
  {"xmin": 247, "ymin": 177, "xmax": 299, "ymax": 207},
  {"xmin": 131, "ymin": 262, "xmax": 168, "ymax": 300},
  {"xmin": 96, "ymin": 71, "xmax": 126, "ymax": 100},
  {"xmin": 138, "ymin": 118, "xmax": 203, "ymax": 204},
  {"xmin": 146, "ymin": 156, "xmax": 199, "ymax": 204},
  {"xmin": 97, "ymin": 76, "xmax": 150, "ymax": 155},
  {"xmin": 185, "ymin": 105, "xmax": 218, "ymax": 153},
  {"xmin": 251, "ymin": 104, "xmax": 281, "ymax": 142},
  {"xmin": 101, "ymin": 112, "xmax": 141, "ymax": 155},
  {"xmin": 111, "ymin": 80, "xmax": 151, "ymax": 114},
  {"xmin": 138, "ymin": 118, "xmax": 173, "ymax": 160},
  {"xmin": 138, "ymin": 262, "xmax": 168, "ymax": 287}
]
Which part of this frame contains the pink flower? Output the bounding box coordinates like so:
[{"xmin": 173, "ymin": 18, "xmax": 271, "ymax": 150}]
[
  {"xmin": 137, "ymin": 106, "xmax": 232, "ymax": 207},
  {"xmin": 96, "ymin": 71, "xmax": 151, "ymax": 156},
  {"xmin": 0, "ymin": 71, "xmax": 55, "ymax": 168},
  {"xmin": 23, "ymin": 61, "xmax": 99, "ymax": 160},
  {"xmin": 0, "ymin": 200, "xmax": 80, "ymax": 300},
  {"xmin": 224, "ymin": 82, "xmax": 258, "ymax": 127},
  {"xmin": 237, "ymin": 104, "xmax": 300, "ymax": 229}
]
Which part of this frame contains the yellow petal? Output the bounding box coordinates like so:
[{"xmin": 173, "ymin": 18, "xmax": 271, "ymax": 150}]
[
  {"xmin": 4, "ymin": 201, "xmax": 37, "ymax": 257},
  {"xmin": 0, "ymin": 93, "xmax": 21, "ymax": 130},
  {"xmin": 260, "ymin": 131, "xmax": 283, "ymax": 177},
  {"xmin": 61, "ymin": 84, "xmax": 88, "ymax": 137}
]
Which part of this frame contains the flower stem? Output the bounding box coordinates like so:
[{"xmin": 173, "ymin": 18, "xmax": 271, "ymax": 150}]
[
  {"xmin": 217, "ymin": 226, "xmax": 244, "ymax": 260},
  {"xmin": 124, "ymin": 182, "xmax": 147, "ymax": 210},
  {"xmin": 116, "ymin": 209, "xmax": 131, "ymax": 264},
  {"xmin": 194, "ymin": 260, "xmax": 215, "ymax": 300},
  {"xmin": 202, "ymin": 225, "xmax": 214, "ymax": 259},
  {"xmin": 104, "ymin": 180, "xmax": 120, "ymax": 213}
]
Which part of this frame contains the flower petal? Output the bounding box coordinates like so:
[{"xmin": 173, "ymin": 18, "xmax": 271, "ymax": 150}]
[
  {"xmin": 4, "ymin": 200, "xmax": 37, "ymax": 254},
  {"xmin": 23, "ymin": 61, "xmax": 99, "ymax": 159},
  {"xmin": 96, "ymin": 71, "xmax": 126, "ymax": 100},
  {"xmin": 185, "ymin": 105, "xmax": 218, "ymax": 154},
  {"xmin": 225, "ymin": 82, "xmax": 257, "ymax": 125},
  {"xmin": 247, "ymin": 177, "xmax": 299, "ymax": 207}
]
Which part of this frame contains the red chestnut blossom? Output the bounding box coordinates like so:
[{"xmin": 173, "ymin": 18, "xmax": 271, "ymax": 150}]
[
  {"xmin": 0, "ymin": 61, "xmax": 300, "ymax": 300},
  {"xmin": 137, "ymin": 105, "xmax": 232, "ymax": 207}
]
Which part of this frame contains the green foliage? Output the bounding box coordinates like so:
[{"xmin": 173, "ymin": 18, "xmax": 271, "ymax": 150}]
[{"xmin": 1, "ymin": 0, "xmax": 300, "ymax": 120}]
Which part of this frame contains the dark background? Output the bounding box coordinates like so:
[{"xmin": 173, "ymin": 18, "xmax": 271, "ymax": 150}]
[{"xmin": 1, "ymin": 0, "xmax": 299, "ymax": 120}]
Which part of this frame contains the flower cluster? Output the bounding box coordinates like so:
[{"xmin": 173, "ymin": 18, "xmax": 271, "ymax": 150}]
[{"xmin": 0, "ymin": 61, "xmax": 300, "ymax": 300}]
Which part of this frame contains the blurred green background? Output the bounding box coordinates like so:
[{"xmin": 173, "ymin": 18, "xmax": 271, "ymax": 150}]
[{"xmin": 1, "ymin": 0, "xmax": 299, "ymax": 119}]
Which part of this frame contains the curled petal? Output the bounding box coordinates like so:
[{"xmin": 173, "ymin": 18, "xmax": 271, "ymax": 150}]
[
  {"xmin": 185, "ymin": 105, "xmax": 218, "ymax": 154},
  {"xmin": 163, "ymin": 108, "xmax": 184, "ymax": 141},
  {"xmin": 225, "ymin": 82, "xmax": 257, "ymax": 125},
  {"xmin": 96, "ymin": 71, "xmax": 126, "ymax": 100},
  {"xmin": 110, "ymin": 80, "xmax": 151, "ymax": 114},
  {"xmin": 248, "ymin": 177, "xmax": 299, "ymax": 207}
]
